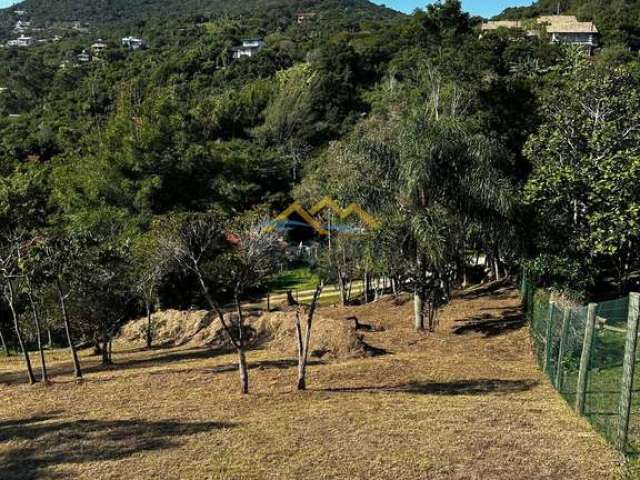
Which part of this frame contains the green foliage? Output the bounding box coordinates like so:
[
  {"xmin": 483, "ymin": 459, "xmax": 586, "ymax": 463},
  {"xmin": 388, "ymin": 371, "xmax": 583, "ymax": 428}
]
[{"xmin": 524, "ymin": 61, "xmax": 640, "ymax": 291}]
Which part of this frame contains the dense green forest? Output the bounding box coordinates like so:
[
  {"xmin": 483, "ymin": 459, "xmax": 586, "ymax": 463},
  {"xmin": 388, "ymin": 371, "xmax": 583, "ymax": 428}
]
[
  {"xmin": 0, "ymin": 0, "xmax": 397, "ymax": 41},
  {"xmin": 0, "ymin": 0, "xmax": 639, "ymax": 390}
]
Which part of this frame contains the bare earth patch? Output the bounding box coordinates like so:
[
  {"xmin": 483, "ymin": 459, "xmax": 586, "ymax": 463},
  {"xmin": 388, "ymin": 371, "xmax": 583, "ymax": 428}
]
[{"xmin": 0, "ymin": 286, "xmax": 621, "ymax": 479}]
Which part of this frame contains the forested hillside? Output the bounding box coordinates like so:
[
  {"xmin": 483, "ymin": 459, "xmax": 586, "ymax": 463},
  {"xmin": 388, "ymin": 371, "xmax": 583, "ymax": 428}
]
[
  {"xmin": 0, "ymin": 0, "xmax": 638, "ymax": 403},
  {"xmin": 497, "ymin": 0, "xmax": 640, "ymax": 48},
  {"xmin": 0, "ymin": 0, "xmax": 397, "ymax": 40}
]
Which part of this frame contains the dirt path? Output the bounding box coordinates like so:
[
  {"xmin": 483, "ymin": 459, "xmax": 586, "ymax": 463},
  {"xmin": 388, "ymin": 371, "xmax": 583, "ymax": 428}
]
[{"xmin": 0, "ymin": 285, "xmax": 621, "ymax": 479}]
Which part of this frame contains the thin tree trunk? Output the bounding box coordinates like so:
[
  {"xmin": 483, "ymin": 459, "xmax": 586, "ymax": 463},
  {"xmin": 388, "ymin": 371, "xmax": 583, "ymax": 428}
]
[
  {"xmin": 93, "ymin": 335, "xmax": 102, "ymax": 356},
  {"xmin": 235, "ymin": 295, "xmax": 248, "ymax": 395},
  {"xmin": 414, "ymin": 286, "xmax": 425, "ymax": 331},
  {"xmin": 297, "ymin": 283, "xmax": 323, "ymax": 391},
  {"xmin": 363, "ymin": 271, "xmax": 369, "ymax": 304},
  {"xmin": 7, "ymin": 280, "xmax": 36, "ymax": 384},
  {"xmin": 145, "ymin": 299, "xmax": 153, "ymax": 349},
  {"xmin": 25, "ymin": 277, "xmax": 48, "ymax": 382},
  {"xmin": 0, "ymin": 326, "xmax": 9, "ymax": 356},
  {"xmin": 337, "ymin": 270, "xmax": 346, "ymax": 306},
  {"xmin": 494, "ymin": 257, "xmax": 501, "ymax": 281},
  {"xmin": 101, "ymin": 339, "xmax": 110, "ymax": 365},
  {"xmin": 47, "ymin": 328, "xmax": 53, "ymax": 348},
  {"xmin": 195, "ymin": 270, "xmax": 240, "ymax": 353},
  {"xmin": 56, "ymin": 279, "xmax": 82, "ymax": 378},
  {"xmin": 294, "ymin": 310, "xmax": 304, "ymax": 387},
  {"xmin": 27, "ymin": 288, "xmax": 48, "ymax": 383},
  {"xmin": 238, "ymin": 347, "xmax": 248, "ymax": 394}
]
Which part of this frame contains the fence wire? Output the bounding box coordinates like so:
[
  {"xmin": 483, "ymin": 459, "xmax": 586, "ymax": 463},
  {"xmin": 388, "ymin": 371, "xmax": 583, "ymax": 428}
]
[{"xmin": 522, "ymin": 277, "xmax": 639, "ymax": 453}]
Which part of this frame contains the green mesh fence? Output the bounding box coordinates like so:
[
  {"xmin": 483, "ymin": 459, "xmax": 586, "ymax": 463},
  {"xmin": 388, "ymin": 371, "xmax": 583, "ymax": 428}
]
[{"xmin": 522, "ymin": 276, "xmax": 640, "ymax": 453}]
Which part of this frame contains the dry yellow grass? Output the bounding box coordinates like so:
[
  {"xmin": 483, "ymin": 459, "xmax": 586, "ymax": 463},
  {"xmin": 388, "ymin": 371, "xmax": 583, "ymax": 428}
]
[{"xmin": 0, "ymin": 285, "xmax": 622, "ymax": 480}]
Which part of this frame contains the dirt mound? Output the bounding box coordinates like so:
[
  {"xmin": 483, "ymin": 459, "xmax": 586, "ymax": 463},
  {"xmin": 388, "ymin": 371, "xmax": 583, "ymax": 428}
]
[
  {"xmin": 120, "ymin": 308, "xmax": 377, "ymax": 359},
  {"xmin": 120, "ymin": 310, "xmax": 224, "ymax": 348}
]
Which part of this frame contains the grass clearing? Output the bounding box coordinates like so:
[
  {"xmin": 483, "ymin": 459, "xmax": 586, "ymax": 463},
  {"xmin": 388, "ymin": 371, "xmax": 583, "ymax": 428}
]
[
  {"xmin": 0, "ymin": 285, "xmax": 622, "ymax": 479},
  {"xmin": 267, "ymin": 266, "xmax": 320, "ymax": 294}
]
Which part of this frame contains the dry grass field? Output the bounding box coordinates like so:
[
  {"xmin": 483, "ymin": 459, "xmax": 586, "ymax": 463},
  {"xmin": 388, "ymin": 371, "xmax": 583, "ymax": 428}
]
[{"xmin": 0, "ymin": 284, "xmax": 623, "ymax": 480}]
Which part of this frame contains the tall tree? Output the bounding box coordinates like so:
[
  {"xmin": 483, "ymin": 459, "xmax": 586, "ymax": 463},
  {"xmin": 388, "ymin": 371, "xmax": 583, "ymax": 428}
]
[
  {"xmin": 524, "ymin": 62, "xmax": 640, "ymax": 292},
  {"xmin": 0, "ymin": 234, "xmax": 35, "ymax": 384}
]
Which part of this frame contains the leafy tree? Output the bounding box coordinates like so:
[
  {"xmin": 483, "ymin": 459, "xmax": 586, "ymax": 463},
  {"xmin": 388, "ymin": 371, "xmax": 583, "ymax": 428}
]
[
  {"xmin": 132, "ymin": 233, "xmax": 168, "ymax": 349},
  {"xmin": 0, "ymin": 233, "xmax": 36, "ymax": 384},
  {"xmin": 524, "ymin": 62, "xmax": 640, "ymax": 292}
]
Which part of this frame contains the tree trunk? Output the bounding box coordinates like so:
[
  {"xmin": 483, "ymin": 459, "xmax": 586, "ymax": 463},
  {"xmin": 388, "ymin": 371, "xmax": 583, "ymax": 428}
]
[
  {"xmin": 238, "ymin": 347, "xmax": 249, "ymax": 395},
  {"xmin": 286, "ymin": 290, "xmax": 297, "ymax": 306},
  {"xmin": 25, "ymin": 277, "xmax": 48, "ymax": 382},
  {"xmin": 93, "ymin": 336, "xmax": 102, "ymax": 356},
  {"xmin": 414, "ymin": 286, "xmax": 425, "ymax": 331},
  {"xmin": 195, "ymin": 270, "xmax": 240, "ymax": 356},
  {"xmin": 0, "ymin": 326, "xmax": 9, "ymax": 356},
  {"xmin": 7, "ymin": 280, "xmax": 36, "ymax": 384},
  {"xmin": 46, "ymin": 328, "xmax": 53, "ymax": 349},
  {"xmin": 235, "ymin": 296, "xmax": 249, "ymax": 395},
  {"xmin": 101, "ymin": 339, "xmax": 112, "ymax": 366},
  {"xmin": 30, "ymin": 299, "xmax": 48, "ymax": 383},
  {"xmin": 363, "ymin": 271, "xmax": 369, "ymax": 304},
  {"xmin": 145, "ymin": 300, "xmax": 153, "ymax": 349},
  {"xmin": 296, "ymin": 284, "xmax": 323, "ymax": 391},
  {"xmin": 493, "ymin": 254, "xmax": 501, "ymax": 281},
  {"xmin": 337, "ymin": 271, "xmax": 346, "ymax": 306},
  {"xmin": 56, "ymin": 279, "xmax": 82, "ymax": 378},
  {"xmin": 294, "ymin": 310, "xmax": 305, "ymax": 390}
]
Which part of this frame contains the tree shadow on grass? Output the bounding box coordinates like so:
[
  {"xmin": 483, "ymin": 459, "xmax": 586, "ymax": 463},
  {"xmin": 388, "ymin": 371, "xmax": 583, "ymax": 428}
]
[
  {"xmin": 0, "ymin": 414, "xmax": 235, "ymax": 480},
  {"xmin": 0, "ymin": 347, "xmax": 232, "ymax": 386},
  {"xmin": 452, "ymin": 310, "xmax": 525, "ymax": 337},
  {"xmin": 0, "ymin": 348, "xmax": 325, "ymax": 386},
  {"xmin": 317, "ymin": 378, "xmax": 538, "ymax": 396},
  {"xmin": 146, "ymin": 358, "xmax": 324, "ymax": 378},
  {"xmin": 455, "ymin": 280, "xmax": 514, "ymax": 300}
]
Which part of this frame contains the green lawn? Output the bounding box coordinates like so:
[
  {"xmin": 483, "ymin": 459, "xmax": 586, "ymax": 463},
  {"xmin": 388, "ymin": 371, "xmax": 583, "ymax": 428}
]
[{"xmin": 267, "ymin": 267, "xmax": 320, "ymax": 294}]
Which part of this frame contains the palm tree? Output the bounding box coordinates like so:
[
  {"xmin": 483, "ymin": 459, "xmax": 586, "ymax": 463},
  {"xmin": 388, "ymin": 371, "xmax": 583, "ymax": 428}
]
[{"xmin": 397, "ymin": 106, "xmax": 512, "ymax": 330}]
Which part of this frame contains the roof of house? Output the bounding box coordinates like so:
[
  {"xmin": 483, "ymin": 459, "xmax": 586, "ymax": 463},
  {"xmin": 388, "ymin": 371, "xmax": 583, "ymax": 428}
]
[
  {"xmin": 538, "ymin": 15, "xmax": 598, "ymax": 33},
  {"xmin": 481, "ymin": 15, "xmax": 598, "ymax": 34},
  {"xmin": 481, "ymin": 20, "xmax": 521, "ymax": 31}
]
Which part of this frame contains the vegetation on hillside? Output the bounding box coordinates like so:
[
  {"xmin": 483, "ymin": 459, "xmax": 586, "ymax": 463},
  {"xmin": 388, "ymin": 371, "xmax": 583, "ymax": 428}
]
[{"xmin": 0, "ymin": 0, "xmax": 638, "ymax": 398}]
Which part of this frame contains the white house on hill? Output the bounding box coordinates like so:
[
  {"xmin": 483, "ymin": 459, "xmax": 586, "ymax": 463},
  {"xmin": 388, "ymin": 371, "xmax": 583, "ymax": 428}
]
[
  {"xmin": 91, "ymin": 39, "xmax": 108, "ymax": 53},
  {"xmin": 232, "ymin": 38, "xmax": 265, "ymax": 59},
  {"xmin": 7, "ymin": 35, "xmax": 34, "ymax": 47},
  {"xmin": 77, "ymin": 50, "xmax": 91, "ymax": 63},
  {"xmin": 122, "ymin": 36, "xmax": 146, "ymax": 50},
  {"xmin": 481, "ymin": 15, "xmax": 599, "ymax": 54}
]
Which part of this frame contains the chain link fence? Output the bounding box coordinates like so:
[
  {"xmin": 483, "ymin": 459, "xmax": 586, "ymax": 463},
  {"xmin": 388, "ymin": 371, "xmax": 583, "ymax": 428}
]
[{"xmin": 522, "ymin": 276, "xmax": 640, "ymax": 453}]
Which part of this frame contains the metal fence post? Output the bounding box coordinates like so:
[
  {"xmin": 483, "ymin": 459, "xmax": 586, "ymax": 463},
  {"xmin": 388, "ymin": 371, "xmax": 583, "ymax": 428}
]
[
  {"xmin": 555, "ymin": 308, "xmax": 571, "ymax": 390},
  {"xmin": 616, "ymin": 292, "xmax": 640, "ymax": 452},
  {"xmin": 543, "ymin": 302, "xmax": 555, "ymax": 374},
  {"xmin": 576, "ymin": 303, "xmax": 598, "ymax": 415}
]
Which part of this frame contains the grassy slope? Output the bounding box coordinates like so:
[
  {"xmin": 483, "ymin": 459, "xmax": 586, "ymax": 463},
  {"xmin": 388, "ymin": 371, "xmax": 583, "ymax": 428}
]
[{"xmin": 0, "ymin": 286, "xmax": 620, "ymax": 479}]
